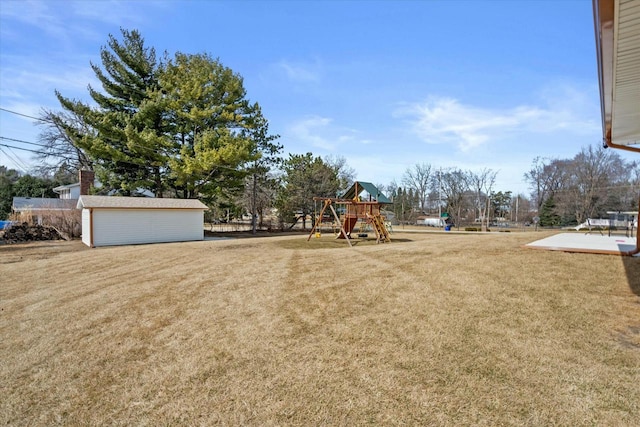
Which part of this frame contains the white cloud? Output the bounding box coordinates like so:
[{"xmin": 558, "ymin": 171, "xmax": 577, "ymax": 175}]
[
  {"xmin": 276, "ymin": 59, "xmax": 322, "ymax": 83},
  {"xmin": 0, "ymin": 0, "xmax": 165, "ymax": 49},
  {"xmin": 288, "ymin": 115, "xmax": 335, "ymax": 150},
  {"xmin": 1, "ymin": 65, "xmax": 96, "ymax": 94},
  {"xmin": 396, "ymin": 87, "xmax": 600, "ymax": 152},
  {"xmin": 70, "ymin": 1, "xmax": 155, "ymax": 26},
  {"xmin": 0, "ymin": 0, "xmax": 63, "ymax": 35},
  {"xmin": 286, "ymin": 115, "xmax": 373, "ymax": 153},
  {"xmin": 0, "ymin": 0, "xmax": 166, "ymax": 112},
  {"xmin": 0, "ymin": 60, "xmax": 101, "ymax": 114}
]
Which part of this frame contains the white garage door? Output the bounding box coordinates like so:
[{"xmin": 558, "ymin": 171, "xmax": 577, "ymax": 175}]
[{"xmin": 92, "ymin": 209, "xmax": 203, "ymax": 246}]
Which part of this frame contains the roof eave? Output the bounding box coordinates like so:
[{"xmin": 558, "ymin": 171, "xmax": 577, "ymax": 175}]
[{"xmin": 593, "ymin": 0, "xmax": 640, "ymax": 153}]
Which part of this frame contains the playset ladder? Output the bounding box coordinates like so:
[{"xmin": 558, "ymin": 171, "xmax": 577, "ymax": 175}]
[{"xmin": 368, "ymin": 213, "xmax": 391, "ymax": 243}]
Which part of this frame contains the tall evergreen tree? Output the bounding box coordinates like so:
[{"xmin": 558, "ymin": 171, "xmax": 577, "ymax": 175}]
[
  {"xmin": 539, "ymin": 197, "xmax": 561, "ymax": 227},
  {"xmin": 161, "ymin": 52, "xmax": 266, "ymax": 200},
  {"xmin": 276, "ymin": 153, "xmax": 344, "ymax": 229},
  {"xmin": 54, "ymin": 28, "xmax": 168, "ymax": 196},
  {"xmin": 241, "ymin": 114, "xmax": 282, "ymax": 234},
  {"xmin": 50, "ymin": 30, "xmax": 279, "ymax": 202}
]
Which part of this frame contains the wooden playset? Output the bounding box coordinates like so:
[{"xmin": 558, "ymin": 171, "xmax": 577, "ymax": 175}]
[{"xmin": 307, "ymin": 181, "xmax": 392, "ymax": 247}]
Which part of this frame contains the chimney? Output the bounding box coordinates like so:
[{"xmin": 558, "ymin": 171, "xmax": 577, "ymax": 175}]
[{"xmin": 79, "ymin": 170, "xmax": 95, "ymax": 196}]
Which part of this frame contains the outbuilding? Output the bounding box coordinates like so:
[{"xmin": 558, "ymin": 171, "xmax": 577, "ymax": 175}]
[{"xmin": 77, "ymin": 195, "xmax": 208, "ymax": 247}]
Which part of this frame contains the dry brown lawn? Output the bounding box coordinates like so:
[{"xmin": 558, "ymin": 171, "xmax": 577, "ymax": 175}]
[{"xmin": 1, "ymin": 230, "xmax": 639, "ymax": 426}]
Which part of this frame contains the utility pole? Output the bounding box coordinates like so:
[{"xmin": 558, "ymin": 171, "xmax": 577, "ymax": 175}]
[
  {"xmin": 251, "ymin": 170, "xmax": 257, "ymax": 235},
  {"xmin": 486, "ymin": 194, "xmax": 491, "ymax": 230},
  {"xmin": 438, "ymin": 168, "xmax": 442, "ymax": 220}
]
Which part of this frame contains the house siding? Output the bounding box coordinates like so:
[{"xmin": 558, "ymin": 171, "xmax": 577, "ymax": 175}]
[
  {"xmin": 90, "ymin": 209, "xmax": 203, "ymax": 247},
  {"xmin": 69, "ymin": 187, "xmax": 81, "ymax": 199}
]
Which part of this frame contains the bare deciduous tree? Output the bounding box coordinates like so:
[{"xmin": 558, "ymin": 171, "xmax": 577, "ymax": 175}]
[
  {"xmin": 324, "ymin": 155, "xmax": 356, "ymax": 194},
  {"xmin": 524, "ymin": 144, "xmax": 638, "ymax": 225},
  {"xmin": 36, "ymin": 109, "xmax": 94, "ymax": 175},
  {"xmin": 566, "ymin": 145, "xmax": 630, "ymax": 223},
  {"xmin": 402, "ymin": 163, "xmax": 432, "ymax": 213},
  {"xmin": 524, "ymin": 156, "xmax": 571, "ymax": 211},
  {"xmin": 468, "ymin": 168, "xmax": 497, "ymax": 229},
  {"xmin": 439, "ymin": 168, "xmax": 470, "ymax": 230}
]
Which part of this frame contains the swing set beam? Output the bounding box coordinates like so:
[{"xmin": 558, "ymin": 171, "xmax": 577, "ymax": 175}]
[{"xmin": 307, "ymin": 199, "xmax": 352, "ymax": 247}]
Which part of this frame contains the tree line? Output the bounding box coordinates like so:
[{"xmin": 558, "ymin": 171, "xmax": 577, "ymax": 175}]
[
  {"xmin": 382, "ymin": 144, "xmax": 638, "ymax": 229},
  {"xmin": 380, "ymin": 164, "xmax": 526, "ymax": 229},
  {"xmin": 525, "ymin": 146, "xmax": 639, "ymax": 226}
]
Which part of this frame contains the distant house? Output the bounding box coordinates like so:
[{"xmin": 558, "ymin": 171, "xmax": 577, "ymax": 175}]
[
  {"xmin": 53, "ymin": 170, "xmax": 96, "ymax": 199},
  {"xmin": 12, "ymin": 170, "xmax": 96, "ymax": 224},
  {"xmin": 11, "ymin": 197, "xmax": 77, "ymax": 225},
  {"xmin": 52, "ymin": 183, "xmax": 81, "ymax": 199},
  {"xmin": 77, "ymin": 195, "xmax": 209, "ymax": 247}
]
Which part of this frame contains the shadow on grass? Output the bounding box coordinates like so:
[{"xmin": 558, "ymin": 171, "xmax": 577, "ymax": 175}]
[
  {"xmin": 204, "ymin": 229, "xmax": 308, "ymax": 239},
  {"xmin": 622, "ymin": 256, "xmax": 640, "ymax": 296},
  {"xmin": 277, "ymin": 236, "xmax": 414, "ymax": 250}
]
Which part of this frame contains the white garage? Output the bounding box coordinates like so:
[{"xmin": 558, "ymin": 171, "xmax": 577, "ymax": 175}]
[{"xmin": 77, "ymin": 195, "xmax": 208, "ymax": 247}]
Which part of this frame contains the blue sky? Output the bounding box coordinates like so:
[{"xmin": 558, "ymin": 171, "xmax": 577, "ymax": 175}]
[{"xmin": 0, "ymin": 0, "xmax": 630, "ymax": 195}]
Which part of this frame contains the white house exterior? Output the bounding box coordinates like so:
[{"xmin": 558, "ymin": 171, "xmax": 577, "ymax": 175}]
[
  {"xmin": 77, "ymin": 196, "xmax": 208, "ymax": 247},
  {"xmin": 52, "ymin": 183, "xmax": 81, "ymax": 199},
  {"xmin": 53, "ymin": 170, "xmax": 97, "ymax": 199}
]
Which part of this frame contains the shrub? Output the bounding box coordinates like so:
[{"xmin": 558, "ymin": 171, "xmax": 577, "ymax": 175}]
[
  {"xmin": 464, "ymin": 227, "xmax": 491, "ymax": 232},
  {"xmin": 9, "ymin": 207, "xmax": 81, "ymax": 240}
]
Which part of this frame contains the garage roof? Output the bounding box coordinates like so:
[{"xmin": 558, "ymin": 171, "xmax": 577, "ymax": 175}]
[
  {"xmin": 77, "ymin": 195, "xmax": 208, "ymax": 210},
  {"xmin": 593, "ymin": 0, "xmax": 640, "ymax": 153}
]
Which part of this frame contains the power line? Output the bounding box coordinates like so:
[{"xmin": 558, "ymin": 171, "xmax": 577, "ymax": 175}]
[
  {"xmin": 0, "ymin": 107, "xmax": 259, "ymax": 178},
  {"xmin": 0, "ymin": 107, "xmax": 48, "ymax": 123},
  {"xmin": 0, "ymin": 131, "xmax": 242, "ymax": 173},
  {"xmin": 0, "ymin": 106, "xmax": 257, "ymax": 159},
  {"xmin": 0, "ymin": 107, "xmax": 177, "ymax": 155},
  {"xmin": 0, "ymin": 137, "xmax": 80, "ymax": 159},
  {"xmin": 0, "ymin": 142, "xmax": 44, "ymax": 154},
  {"xmin": 0, "ymin": 136, "xmax": 49, "ymax": 148},
  {"xmin": 0, "ymin": 142, "xmax": 75, "ymax": 161},
  {"xmin": 0, "ymin": 147, "xmax": 29, "ymax": 172},
  {"xmin": 0, "ymin": 130, "xmax": 170, "ymax": 158}
]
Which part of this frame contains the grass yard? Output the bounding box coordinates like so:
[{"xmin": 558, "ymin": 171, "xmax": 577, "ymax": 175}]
[{"xmin": 1, "ymin": 230, "xmax": 639, "ymax": 426}]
